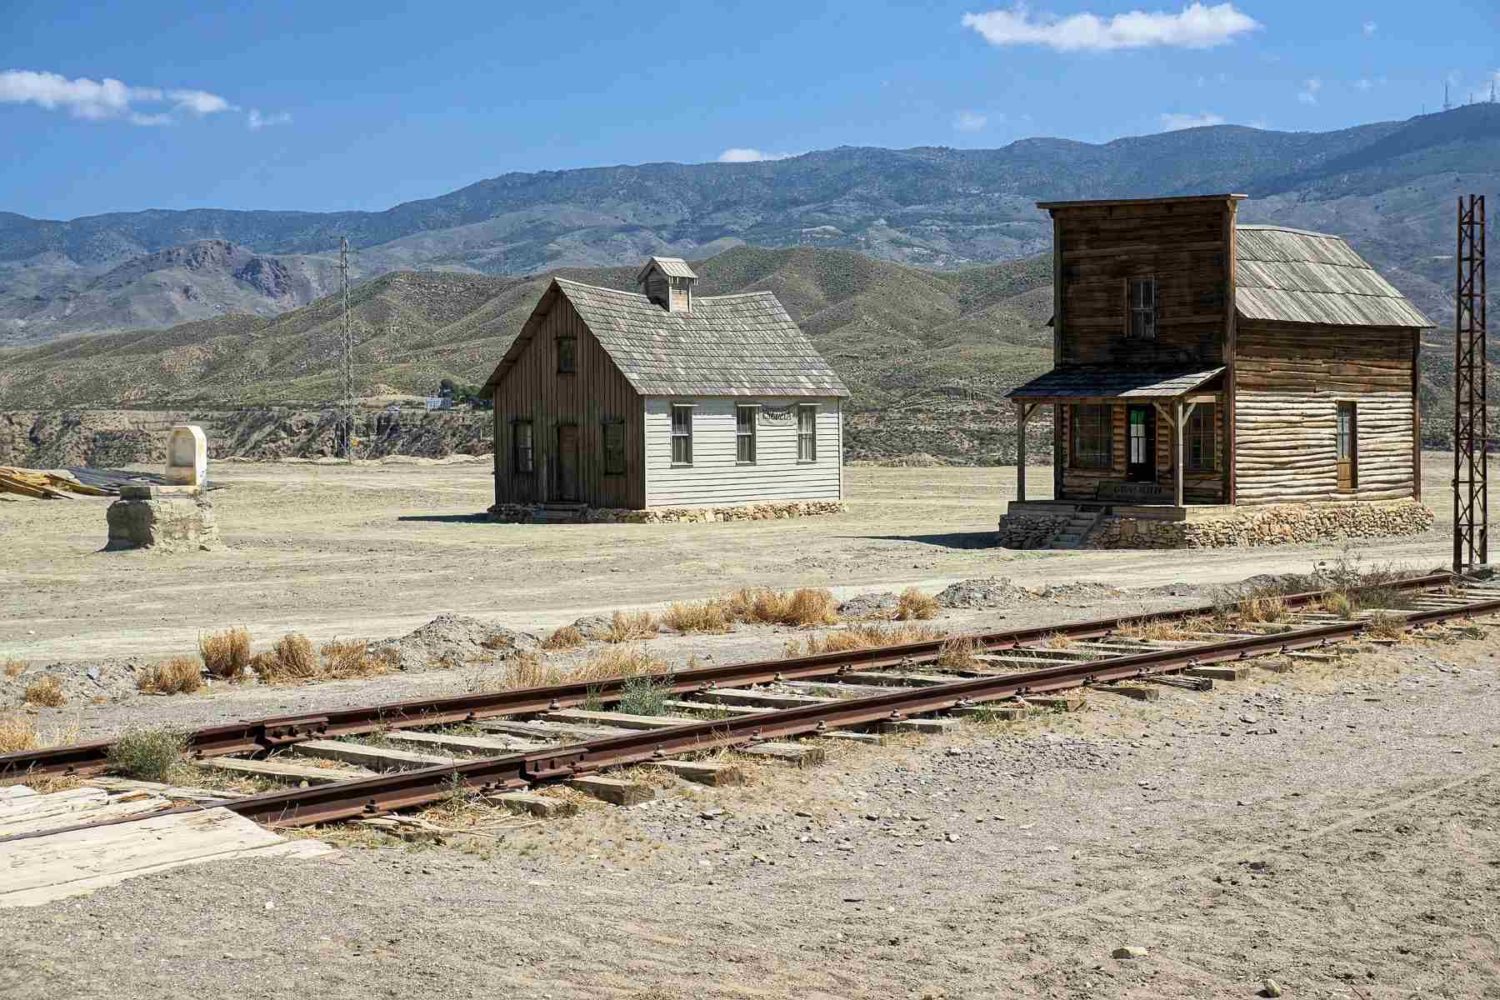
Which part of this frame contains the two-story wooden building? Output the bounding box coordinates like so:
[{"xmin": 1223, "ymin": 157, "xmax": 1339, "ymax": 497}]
[{"xmin": 1000, "ymin": 193, "xmax": 1434, "ymax": 548}]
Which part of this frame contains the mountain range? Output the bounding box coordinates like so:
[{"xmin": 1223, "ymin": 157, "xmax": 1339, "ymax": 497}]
[{"xmin": 3, "ymin": 103, "xmax": 1498, "ymax": 347}]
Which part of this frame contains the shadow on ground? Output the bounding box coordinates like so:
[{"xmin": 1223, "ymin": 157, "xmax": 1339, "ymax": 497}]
[
  {"xmin": 396, "ymin": 513, "xmax": 492, "ymax": 524},
  {"xmin": 864, "ymin": 530, "xmax": 1000, "ymax": 550}
]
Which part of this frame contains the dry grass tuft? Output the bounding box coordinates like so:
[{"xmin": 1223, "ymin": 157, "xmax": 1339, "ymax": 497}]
[
  {"xmin": 540, "ymin": 625, "xmax": 586, "ymax": 650},
  {"xmin": 0, "ymin": 714, "xmax": 37, "ymax": 753},
  {"xmin": 251, "ymin": 633, "xmax": 320, "ymax": 683},
  {"xmin": 320, "ymin": 639, "xmax": 394, "ymax": 679},
  {"xmin": 1043, "ymin": 631, "xmax": 1076, "ymax": 649},
  {"xmin": 106, "ymin": 727, "xmax": 187, "ymax": 783},
  {"xmin": 662, "ymin": 600, "xmax": 733, "ymax": 634},
  {"xmin": 571, "ymin": 645, "xmax": 665, "ymax": 683},
  {"xmin": 2, "ymin": 659, "xmax": 24, "ymax": 680},
  {"xmin": 1119, "ymin": 617, "xmax": 1206, "ymax": 642},
  {"xmin": 722, "ymin": 587, "xmax": 839, "ymax": 627},
  {"xmin": 1238, "ymin": 596, "xmax": 1288, "ymax": 624},
  {"xmin": 1365, "ymin": 611, "xmax": 1407, "ymax": 640},
  {"xmin": 603, "ymin": 611, "xmax": 659, "ymax": 643},
  {"xmin": 502, "ymin": 651, "xmax": 565, "ymax": 689},
  {"xmin": 136, "ymin": 656, "xmax": 204, "ymax": 695},
  {"xmin": 199, "ymin": 627, "xmax": 251, "ymax": 680},
  {"xmin": 936, "ymin": 636, "xmax": 982, "ymax": 670},
  {"xmin": 1321, "ymin": 592, "xmax": 1355, "ymax": 619},
  {"xmin": 894, "ymin": 587, "xmax": 939, "ymax": 621},
  {"xmin": 22, "ymin": 675, "xmax": 66, "ymax": 708},
  {"xmin": 801, "ymin": 622, "xmax": 945, "ymax": 655}
]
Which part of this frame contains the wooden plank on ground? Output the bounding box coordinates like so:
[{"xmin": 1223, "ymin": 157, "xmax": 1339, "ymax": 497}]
[
  {"xmin": 289, "ymin": 739, "xmax": 455, "ymax": 771},
  {"xmin": 661, "ymin": 699, "xmax": 768, "ymax": 718},
  {"xmin": 476, "ymin": 719, "xmax": 629, "ymax": 741},
  {"xmin": 881, "ymin": 717, "xmax": 962, "ymax": 735},
  {"xmin": 544, "ymin": 709, "xmax": 691, "ymax": 731},
  {"xmin": 86, "ymin": 777, "xmax": 226, "ymax": 803},
  {"xmin": 1022, "ymin": 694, "xmax": 1087, "ymax": 712},
  {"xmin": 0, "ymin": 807, "xmax": 334, "ymax": 908},
  {"xmin": 689, "ymin": 688, "xmax": 837, "ymax": 709},
  {"xmin": 1098, "ymin": 683, "xmax": 1161, "ymax": 702},
  {"xmin": 0, "ymin": 789, "xmax": 173, "ymax": 838},
  {"xmin": 490, "ymin": 792, "xmax": 578, "ymax": 818},
  {"xmin": 655, "ymin": 760, "xmax": 745, "ymax": 786},
  {"xmin": 739, "ymin": 742, "xmax": 825, "ymax": 767},
  {"xmin": 838, "ymin": 670, "xmax": 953, "ymax": 687},
  {"xmin": 200, "ymin": 757, "xmax": 375, "ymax": 784},
  {"xmin": 569, "ymin": 775, "xmax": 655, "ymax": 805},
  {"xmin": 383, "ymin": 730, "xmax": 549, "ymax": 755},
  {"xmin": 950, "ymin": 704, "xmax": 1031, "ymax": 721},
  {"xmin": 1185, "ymin": 665, "xmax": 1248, "ymax": 682}
]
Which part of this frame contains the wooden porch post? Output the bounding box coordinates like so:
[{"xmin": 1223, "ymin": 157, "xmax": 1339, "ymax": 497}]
[
  {"xmin": 1174, "ymin": 400, "xmax": 1185, "ymax": 508},
  {"xmin": 1016, "ymin": 403, "xmax": 1028, "ymax": 502}
]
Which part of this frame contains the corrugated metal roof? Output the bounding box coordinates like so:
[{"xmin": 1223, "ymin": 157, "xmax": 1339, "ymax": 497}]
[
  {"xmin": 485, "ymin": 278, "xmax": 849, "ymax": 398},
  {"xmin": 1234, "ymin": 225, "xmax": 1432, "ymax": 328},
  {"xmin": 635, "ymin": 256, "xmax": 698, "ymax": 281},
  {"xmin": 1007, "ymin": 367, "xmax": 1224, "ymax": 400}
]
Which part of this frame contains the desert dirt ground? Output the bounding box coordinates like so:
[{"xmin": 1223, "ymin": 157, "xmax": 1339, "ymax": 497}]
[
  {"xmin": 3, "ymin": 457, "xmax": 1496, "ymax": 999},
  {"xmin": 0, "ymin": 457, "xmax": 1459, "ymax": 665}
]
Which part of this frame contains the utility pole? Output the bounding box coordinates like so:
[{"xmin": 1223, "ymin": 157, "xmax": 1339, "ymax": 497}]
[
  {"xmin": 339, "ymin": 236, "xmax": 354, "ymax": 461},
  {"xmin": 1444, "ymin": 81, "xmax": 1452, "ymax": 111},
  {"xmin": 1454, "ymin": 195, "xmax": 1488, "ymax": 574}
]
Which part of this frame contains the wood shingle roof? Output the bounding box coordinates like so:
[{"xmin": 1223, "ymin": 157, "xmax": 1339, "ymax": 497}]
[
  {"xmin": 1233, "ymin": 225, "xmax": 1432, "ymax": 328},
  {"xmin": 484, "ymin": 277, "xmax": 849, "ymax": 398}
]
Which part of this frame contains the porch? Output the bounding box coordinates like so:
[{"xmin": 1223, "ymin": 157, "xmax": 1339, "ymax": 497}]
[{"xmin": 1007, "ymin": 366, "xmax": 1229, "ymax": 510}]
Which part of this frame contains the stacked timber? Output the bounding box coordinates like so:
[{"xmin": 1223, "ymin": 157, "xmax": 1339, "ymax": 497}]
[{"xmin": 0, "ymin": 467, "xmax": 112, "ymax": 500}]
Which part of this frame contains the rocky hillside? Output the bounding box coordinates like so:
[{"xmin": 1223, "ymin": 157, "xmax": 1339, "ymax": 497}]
[
  {"xmin": 0, "ymin": 247, "xmax": 1054, "ymax": 464},
  {"xmin": 4, "ymin": 105, "xmax": 1498, "ymax": 345}
]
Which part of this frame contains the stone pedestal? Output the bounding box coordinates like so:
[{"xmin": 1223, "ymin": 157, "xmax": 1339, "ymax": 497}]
[{"xmin": 105, "ymin": 486, "xmax": 221, "ymax": 552}]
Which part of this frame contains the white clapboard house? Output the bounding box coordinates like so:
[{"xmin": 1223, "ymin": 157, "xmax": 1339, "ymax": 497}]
[{"xmin": 483, "ymin": 257, "xmax": 848, "ymax": 515}]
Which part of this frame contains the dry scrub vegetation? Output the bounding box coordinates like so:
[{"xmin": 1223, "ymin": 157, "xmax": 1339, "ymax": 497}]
[
  {"xmin": 106, "ymin": 727, "xmax": 187, "ymax": 783},
  {"xmin": 661, "ymin": 587, "xmax": 841, "ymax": 635},
  {"xmin": 200, "ymin": 626, "xmax": 251, "ymax": 679},
  {"xmin": 603, "ymin": 611, "xmax": 659, "ymax": 643},
  {"xmin": 497, "ymin": 645, "xmax": 666, "ymax": 692},
  {"xmin": 894, "ymin": 587, "xmax": 939, "ymax": 621},
  {"xmin": 136, "ymin": 657, "xmax": 204, "ymax": 695},
  {"xmin": 22, "ymin": 675, "xmax": 66, "ymax": 708},
  {"xmin": 0, "ymin": 713, "xmax": 37, "ymax": 753},
  {"xmin": 3, "ymin": 659, "xmax": 24, "ymax": 679},
  {"xmin": 797, "ymin": 622, "xmax": 944, "ymax": 655},
  {"xmin": 540, "ymin": 626, "xmax": 586, "ymax": 650}
]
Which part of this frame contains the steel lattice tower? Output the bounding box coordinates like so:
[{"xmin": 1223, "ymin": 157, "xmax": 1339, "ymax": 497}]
[{"xmin": 1454, "ymin": 195, "xmax": 1488, "ymax": 573}]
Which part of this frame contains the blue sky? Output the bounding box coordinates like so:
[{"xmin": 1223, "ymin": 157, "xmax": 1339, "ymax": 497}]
[{"xmin": 2, "ymin": 1, "xmax": 1497, "ymax": 220}]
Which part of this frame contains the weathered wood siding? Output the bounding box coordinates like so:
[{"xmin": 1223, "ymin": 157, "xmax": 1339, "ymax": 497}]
[
  {"xmin": 1054, "ymin": 200, "xmax": 1233, "ymax": 368},
  {"xmin": 491, "ymin": 297, "xmax": 645, "ymax": 508},
  {"xmin": 1058, "ymin": 402, "xmax": 1224, "ymax": 503},
  {"xmin": 1233, "ymin": 321, "xmax": 1418, "ymax": 504},
  {"xmin": 643, "ymin": 397, "xmax": 842, "ymax": 507}
]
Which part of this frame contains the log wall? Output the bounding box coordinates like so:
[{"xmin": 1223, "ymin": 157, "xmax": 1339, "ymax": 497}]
[{"xmin": 1233, "ymin": 321, "xmax": 1418, "ymax": 504}]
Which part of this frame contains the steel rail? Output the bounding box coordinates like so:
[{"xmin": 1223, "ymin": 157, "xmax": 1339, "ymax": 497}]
[
  {"xmin": 214, "ymin": 592, "xmax": 1500, "ymax": 828},
  {"xmin": 0, "ymin": 571, "xmax": 1457, "ymax": 779}
]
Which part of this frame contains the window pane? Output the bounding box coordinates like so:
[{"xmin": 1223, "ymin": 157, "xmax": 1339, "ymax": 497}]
[
  {"xmin": 797, "ymin": 405, "xmax": 816, "ymax": 461},
  {"xmin": 557, "ymin": 337, "xmax": 576, "ymax": 373},
  {"xmin": 736, "ymin": 406, "xmax": 756, "ymax": 463},
  {"xmin": 1070, "ymin": 404, "xmax": 1111, "ymax": 469},
  {"xmin": 671, "ymin": 405, "xmax": 692, "ymax": 465}
]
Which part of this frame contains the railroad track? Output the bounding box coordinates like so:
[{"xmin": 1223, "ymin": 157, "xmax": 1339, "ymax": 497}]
[{"xmin": 3, "ymin": 571, "xmax": 1497, "ymax": 840}]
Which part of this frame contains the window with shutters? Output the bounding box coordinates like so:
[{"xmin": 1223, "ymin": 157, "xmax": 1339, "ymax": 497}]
[
  {"xmin": 1069, "ymin": 404, "xmax": 1111, "ymax": 470},
  {"xmin": 1186, "ymin": 404, "xmax": 1215, "ymax": 472},
  {"xmin": 512, "ymin": 419, "xmax": 534, "ymax": 474},
  {"xmin": 602, "ymin": 420, "xmax": 625, "ymax": 476},
  {"xmin": 796, "ymin": 404, "xmax": 817, "ymax": 462},
  {"xmin": 736, "ymin": 405, "xmax": 757, "ymax": 464},
  {"xmin": 670, "ymin": 404, "xmax": 693, "ymax": 466},
  {"xmin": 1127, "ymin": 276, "xmax": 1157, "ymax": 341}
]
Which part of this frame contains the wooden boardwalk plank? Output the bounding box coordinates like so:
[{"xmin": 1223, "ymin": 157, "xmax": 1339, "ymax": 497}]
[
  {"xmin": 200, "ymin": 757, "xmax": 376, "ymax": 784},
  {"xmin": 289, "ymin": 740, "xmax": 455, "ymax": 771}
]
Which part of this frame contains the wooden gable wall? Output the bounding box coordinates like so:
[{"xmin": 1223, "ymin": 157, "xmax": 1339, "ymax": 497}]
[
  {"xmin": 490, "ymin": 296, "xmax": 645, "ymax": 508},
  {"xmin": 1053, "ymin": 198, "xmax": 1234, "ymax": 369}
]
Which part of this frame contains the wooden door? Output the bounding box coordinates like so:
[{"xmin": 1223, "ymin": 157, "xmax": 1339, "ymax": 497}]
[
  {"xmin": 1126, "ymin": 405, "xmax": 1156, "ymax": 482},
  {"xmin": 1336, "ymin": 402, "xmax": 1357, "ymax": 492},
  {"xmin": 556, "ymin": 424, "xmax": 579, "ymax": 501}
]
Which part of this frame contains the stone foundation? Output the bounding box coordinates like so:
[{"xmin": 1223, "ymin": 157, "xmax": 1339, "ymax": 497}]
[
  {"xmin": 999, "ymin": 499, "xmax": 1434, "ymax": 550},
  {"xmin": 489, "ymin": 499, "xmax": 846, "ymax": 524},
  {"xmin": 105, "ymin": 494, "xmax": 222, "ymax": 552}
]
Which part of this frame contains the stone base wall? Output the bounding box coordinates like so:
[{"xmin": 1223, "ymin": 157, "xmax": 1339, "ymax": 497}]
[
  {"xmin": 490, "ymin": 500, "xmax": 846, "ymax": 525},
  {"xmin": 105, "ymin": 495, "xmax": 223, "ymax": 552},
  {"xmin": 996, "ymin": 511, "xmax": 1074, "ymax": 548},
  {"xmin": 999, "ymin": 499, "xmax": 1434, "ymax": 550}
]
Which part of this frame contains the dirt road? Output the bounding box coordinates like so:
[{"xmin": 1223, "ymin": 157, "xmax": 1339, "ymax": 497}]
[{"xmin": 0, "ymin": 458, "xmax": 1455, "ymax": 663}]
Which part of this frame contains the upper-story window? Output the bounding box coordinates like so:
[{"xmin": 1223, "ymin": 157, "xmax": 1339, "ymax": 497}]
[
  {"xmin": 1127, "ymin": 276, "xmax": 1157, "ymax": 341},
  {"xmin": 557, "ymin": 334, "xmax": 577, "ymax": 373}
]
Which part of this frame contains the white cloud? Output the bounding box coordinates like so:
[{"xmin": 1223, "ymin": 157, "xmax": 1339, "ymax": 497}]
[
  {"xmin": 0, "ymin": 69, "xmax": 235, "ymax": 125},
  {"xmin": 953, "ymin": 110, "xmax": 989, "ymax": 132},
  {"xmin": 1362, "ymin": 20, "xmax": 1377, "ymax": 37},
  {"xmin": 1160, "ymin": 111, "xmax": 1225, "ymax": 130},
  {"xmin": 247, "ymin": 108, "xmax": 292, "ymax": 130},
  {"xmin": 1298, "ymin": 77, "xmax": 1322, "ymax": 104},
  {"xmin": 961, "ymin": 2, "xmax": 1259, "ymax": 52},
  {"xmin": 717, "ymin": 148, "xmax": 790, "ymax": 163}
]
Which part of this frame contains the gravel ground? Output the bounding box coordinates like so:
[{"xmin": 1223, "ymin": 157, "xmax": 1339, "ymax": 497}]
[{"xmin": 2, "ymin": 626, "xmax": 1497, "ymax": 999}]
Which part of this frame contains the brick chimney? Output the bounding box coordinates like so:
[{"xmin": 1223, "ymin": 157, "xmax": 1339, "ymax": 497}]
[{"xmin": 636, "ymin": 256, "xmax": 697, "ymax": 313}]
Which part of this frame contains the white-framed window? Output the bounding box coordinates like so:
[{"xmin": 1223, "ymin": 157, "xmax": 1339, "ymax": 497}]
[
  {"xmin": 670, "ymin": 404, "xmax": 693, "ymax": 465},
  {"xmin": 735, "ymin": 404, "xmax": 757, "ymax": 464},
  {"xmin": 796, "ymin": 404, "xmax": 817, "ymax": 463},
  {"xmin": 1128, "ymin": 276, "xmax": 1156, "ymax": 341}
]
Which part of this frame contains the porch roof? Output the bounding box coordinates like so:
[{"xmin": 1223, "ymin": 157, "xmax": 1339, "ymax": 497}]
[{"xmin": 1006, "ymin": 366, "xmax": 1224, "ymax": 403}]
